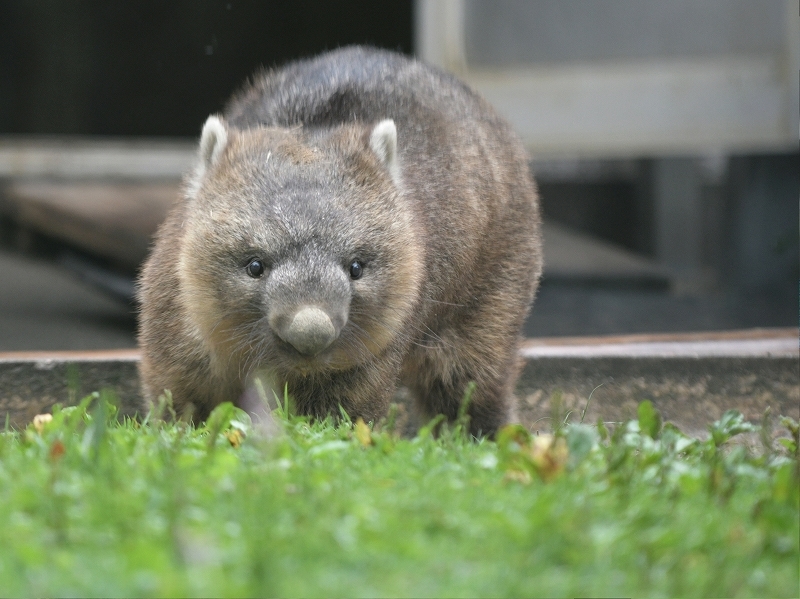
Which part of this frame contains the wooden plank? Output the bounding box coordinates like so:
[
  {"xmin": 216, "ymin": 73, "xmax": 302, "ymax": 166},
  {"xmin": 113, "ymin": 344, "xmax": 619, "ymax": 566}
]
[
  {"xmin": 1, "ymin": 181, "xmax": 178, "ymax": 268},
  {"xmin": 0, "ymin": 136, "xmax": 194, "ymax": 179}
]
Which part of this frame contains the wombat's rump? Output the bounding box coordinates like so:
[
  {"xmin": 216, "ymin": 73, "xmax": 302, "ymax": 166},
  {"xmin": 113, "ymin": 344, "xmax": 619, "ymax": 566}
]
[{"xmin": 138, "ymin": 46, "xmax": 542, "ymax": 436}]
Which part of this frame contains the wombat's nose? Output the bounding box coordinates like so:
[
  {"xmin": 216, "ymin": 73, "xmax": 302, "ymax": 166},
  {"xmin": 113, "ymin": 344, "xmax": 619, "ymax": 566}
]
[{"xmin": 281, "ymin": 306, "xmax": 337, "ymax": 356}]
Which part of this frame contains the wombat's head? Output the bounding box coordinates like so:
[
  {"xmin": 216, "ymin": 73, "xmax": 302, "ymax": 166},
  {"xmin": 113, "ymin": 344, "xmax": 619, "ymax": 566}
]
[{"xmin": 177, "ymin": 116, "xmax": 422, "ymax": 379}]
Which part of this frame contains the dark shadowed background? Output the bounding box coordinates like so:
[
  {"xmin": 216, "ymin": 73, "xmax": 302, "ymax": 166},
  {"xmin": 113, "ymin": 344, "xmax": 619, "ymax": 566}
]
[{"xmin": 0, "ymin": 1, "xmax": 413, "ymax": 136}]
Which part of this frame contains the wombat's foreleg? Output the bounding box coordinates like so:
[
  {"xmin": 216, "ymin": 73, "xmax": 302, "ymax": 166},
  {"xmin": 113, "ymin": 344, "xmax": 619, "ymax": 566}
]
[{"xmin": 405, "ymin": 337, "xmax": 521, "ymax": 438}]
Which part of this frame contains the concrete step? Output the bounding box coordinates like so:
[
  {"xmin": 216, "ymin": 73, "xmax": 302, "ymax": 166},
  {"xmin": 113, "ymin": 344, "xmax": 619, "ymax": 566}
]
[
  {"xmin": 2, "ymin": 329, "xmax": 796, "ymax": 437},
  {"xmin": 516, "ymin": 328, "xmax": 798, "ymax": 438}
]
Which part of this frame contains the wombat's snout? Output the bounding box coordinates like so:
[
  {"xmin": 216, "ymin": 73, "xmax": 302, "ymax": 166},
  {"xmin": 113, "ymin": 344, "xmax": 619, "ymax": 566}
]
[{"xmin": 273, "ymin": 306, "xmax": 338, "ymax": 356}]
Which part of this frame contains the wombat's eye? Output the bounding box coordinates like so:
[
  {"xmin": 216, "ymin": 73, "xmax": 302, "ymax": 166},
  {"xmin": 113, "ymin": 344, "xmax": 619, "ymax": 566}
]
[
  {"xmin": 246, "ymin": 259, "xmax": 265, "ymax": 278},
  {"xmin": 349, "ymin": 260, "xmax": 363, "ymax": 280}
]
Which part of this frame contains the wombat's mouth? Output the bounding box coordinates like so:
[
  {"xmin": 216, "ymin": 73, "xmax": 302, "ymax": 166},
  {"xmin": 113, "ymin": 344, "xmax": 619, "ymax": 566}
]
[
  {"xmin": 272, "ymin": 335, "xmax": 365, "ymax": 377},
  {"xmin": 273, "ymin": 337, "xmax": 337, "ymax": 374}
]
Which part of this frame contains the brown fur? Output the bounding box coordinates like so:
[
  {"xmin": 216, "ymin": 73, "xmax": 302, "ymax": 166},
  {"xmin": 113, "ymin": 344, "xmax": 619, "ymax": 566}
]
[{"xmin": 138, "ymin": 47, "xmax": 542, "ymax": 436}]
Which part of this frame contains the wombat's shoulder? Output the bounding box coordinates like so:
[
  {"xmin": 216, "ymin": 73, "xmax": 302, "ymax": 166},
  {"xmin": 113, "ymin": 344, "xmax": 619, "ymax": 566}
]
[{"xmin": 223, "ymin": 45, "xmax": 489, "ymax": 131}]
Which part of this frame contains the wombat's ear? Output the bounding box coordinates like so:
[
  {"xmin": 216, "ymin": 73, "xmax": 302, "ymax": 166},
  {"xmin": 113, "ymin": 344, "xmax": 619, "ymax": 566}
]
[
  {"xmin": 188, "ymin": 115, "xmax": 229, "ymax": 197},
  {"xmin": 369, "ymin": 119, "xmax": 401, "ymax": 187},
  {"xmin": 199, "ymin": 115, "xmax": 228, "ymax": 170}
]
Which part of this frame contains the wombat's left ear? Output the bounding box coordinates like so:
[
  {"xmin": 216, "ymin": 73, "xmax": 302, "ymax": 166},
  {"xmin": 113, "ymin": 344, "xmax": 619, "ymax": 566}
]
[
  {"xmin": 188, "ymin": 115, "xmax": 228, "ymax": 197},
  {"xmin": 199, "ymin": 115, "xmax": 228, "ymax": 169},
  {"xmin": 370, "ymin": 119, "xmax": 401, "ymax": 187}
]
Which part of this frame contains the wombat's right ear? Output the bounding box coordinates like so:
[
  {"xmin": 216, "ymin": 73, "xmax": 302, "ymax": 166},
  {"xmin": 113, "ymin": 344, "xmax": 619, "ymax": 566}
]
[
  {"xmin": 370, "ymin": 119, "xmax": 401, "ymax": 187},
  {"xmin": 188, "ymin": 115, "xmax": 228, "ymax": 196}
]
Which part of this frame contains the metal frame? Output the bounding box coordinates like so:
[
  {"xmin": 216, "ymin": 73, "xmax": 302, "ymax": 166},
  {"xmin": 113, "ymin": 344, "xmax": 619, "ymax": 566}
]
[{"xmin": 416, "ymin": 0, "xmax": 800, "ymax": 158}]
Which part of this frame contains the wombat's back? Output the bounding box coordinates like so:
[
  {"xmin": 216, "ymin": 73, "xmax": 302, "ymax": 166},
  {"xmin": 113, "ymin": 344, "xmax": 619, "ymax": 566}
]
[{"xmin": 225, "ymin": 46, "xmax": 485, "ymax": 132}]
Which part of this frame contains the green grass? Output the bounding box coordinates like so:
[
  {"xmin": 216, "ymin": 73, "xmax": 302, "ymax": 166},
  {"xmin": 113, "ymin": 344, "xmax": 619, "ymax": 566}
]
[{"xmin": 0, "ymin": 393, "xmax": 797, "ymax": 598}]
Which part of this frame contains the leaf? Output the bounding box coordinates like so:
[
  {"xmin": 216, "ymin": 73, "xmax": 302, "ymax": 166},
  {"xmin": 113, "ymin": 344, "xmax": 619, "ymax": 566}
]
[
  {"xmin": 503, "ymin": 468, "xmax": 532, "ymax": 485},
  {"xmin": 229, "ymin": 407, "xmax": 252, "ymax": 436},
  {"xmin": 497, "ymin": 426, "xmax": 568, "ymax": 483},
  {"xmin": 224, "ymin": 429, "xmax": 244, "ymax": 448},
  {"xmin": 709, "ymin": 410, "xmax": 757, "ymax": 447},
  {"xmin": 417, "ymin": 415, "xmax": 446, "ymax": 441},
  {"xmin": 354, "ymin": 418, "xmax": 373, "ymax": 447},
  {"xmin": 452, "ymin": 382, "xmax": 476, "ymax": 439},
  {"xmin": 81, "ymin": 391, "xmax": 116, "ymax": 460},
  {"xmin": 674, "ymin": 436, "xmax": 697, "ymax": 454},
  {"xmin": 528, "ymin": 435, "xmax": 568, "ymax": 482},
  {"xmin": 205, "ymin": 402, "xmax": 236, "ymax": 452},
  {"xmin": 496, "ymin": 424, "xmax": 531, "ymax": 453},
  {"xmin": 637, "ymin": 400, "xmax": 662, "ymax": 440},
  {"xmin": 580, "ymin": 382, "xmax": 606, "ymax": 423},
  {"xmin": 772, "ymin": 462, "xmax": 799, "ymax": 505},
  {"xmin": 779, "ymin": 416, "xmax": 799, "ymax": 458},
  {"xmin": 49, "ymin": 439, "xmax": 66, "ymax": 461},
  {"xmin": 566, "ymin": 424, "xmax": 598, "ymax": 469},
  {"xmin": 308, "ymin": 440, "xmax": 350, "ymax": 456},
  {"xmin": 779, "ymin": 415, "xmax": 799, "ymax": 436},
  {"xmin": 206, "ymin": 402, "xmax": 236, "ymax": 432},
  {"xmin": 596, "ymin": 418, "xmax": 609, "ymax": 442}
]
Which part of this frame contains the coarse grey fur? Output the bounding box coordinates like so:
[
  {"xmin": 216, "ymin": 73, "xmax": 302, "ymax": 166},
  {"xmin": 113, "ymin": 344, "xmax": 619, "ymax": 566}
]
[{"xmin": 138, "ymin": 46, "xmax": 542, "ymax": 436}]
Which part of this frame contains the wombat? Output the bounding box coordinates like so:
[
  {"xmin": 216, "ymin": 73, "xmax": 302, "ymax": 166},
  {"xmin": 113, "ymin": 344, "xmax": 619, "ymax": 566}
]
[{"xmin": 138, "ymin": 46, "xmax": 542, "ymax": 436}]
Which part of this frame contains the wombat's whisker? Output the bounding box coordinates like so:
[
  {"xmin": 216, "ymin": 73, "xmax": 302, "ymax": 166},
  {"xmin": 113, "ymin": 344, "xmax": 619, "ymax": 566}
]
[
  {"xmin": 421, "ymin": 298, "xmax": 466, "ymax": 308},
  {"xmin": 340, "ymin": 325, "xmax": 379, "ymax": 361},
  {"xmin": 350, "ymin": 307, "xmax": 445, "ymax": 351}
]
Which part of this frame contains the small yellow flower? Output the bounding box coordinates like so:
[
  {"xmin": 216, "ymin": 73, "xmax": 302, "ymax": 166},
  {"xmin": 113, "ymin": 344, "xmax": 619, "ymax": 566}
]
[
  {"xmin": 503, "ymin": 468, "xmax": 533, "ymax": 485},
  {"xmin": 354, "ymin": 418, "xmax": 372, "ymax": 447},
  {"xmin": 224, "ymin": 429, "xmax": 244, "ymax": 448},
  {"xmin": 497, "ymin": 425, "xmax": 569, "ymax": 484},
  {"xmin": 33, "ymin": 413, "xmax": 53, "ymax": 434},
  {"xmin": 528, "ymin": 434, "xmax": 568, "ymax": 482}
]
